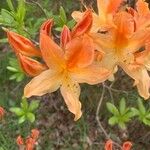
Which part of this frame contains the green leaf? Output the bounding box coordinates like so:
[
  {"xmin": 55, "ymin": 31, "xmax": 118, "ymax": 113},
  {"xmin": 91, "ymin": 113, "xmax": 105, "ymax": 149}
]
[
  {"xmin": 131, "ymin": 107, "xmax": 140, "ymax": 116},
  {"xmin": 10, "ymin": 107, "xmax": 24, "ymax": 116},
  {"xmin": 7, "ymin": 66, "xmax": 18, "ymax": 72},
  {"xmin": 27, "ymin": 113, "xmax": 35, "ymax": 123},
  {"xmin": 21, "ymin": 98, "xmax": 28, "ymax": 111},
  {"xmin": 119, "ymin": 98, "xmax": 126, "ymax": 115},
  {"xmin": 118, "ymin": 122, "xmax": 126, "ymax": 129},
  {"xmin": 6, "ymin": 0, "xmax": 15, "ymax": 11},
  {"xmin": 143, "ymin": 118, "xmax": 150, "ymax": 126},
  {"xmin": 16, "ymin": 0, "xmax": 26, "ymax": 23},
  {"xmin": 108, "ymin": 116, "xmax": 118, "ymax": 125},
  {"xmin": 29, "ymin": 101, "xmax": 40, "ymax": 111},
  {"xmin": 137, "ymin": 97, "xmax": 146, "ymax": 115},
  {"xmin": 67, "ymin": 19, "xmax": 76, "ymax": 29},
  {"xmin": 59, "ymin": 6, "xmax": 67, "ymax": 24},
  {"xmin": 1, "ymin": 9, "xmax": 14, "ymax": 24},
  {"xmin": 106, "ymin": 102, "xmax": 119, "ymax": 116},
  {"xmin": 18, "ymin": 115, "xmax": 26, "ymax": 124}
]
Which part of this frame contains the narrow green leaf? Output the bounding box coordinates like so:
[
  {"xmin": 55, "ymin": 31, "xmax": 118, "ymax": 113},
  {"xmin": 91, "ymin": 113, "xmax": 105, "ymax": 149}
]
[
  {"xmin": 106, "ymin": 102, "xmax": 119, "ymax": 116},
  {"xmin": 131, "ymin": 107, "xmax": 140, "ymax": 116},
  {"xmin": 7, "ymin": 66, "xmax": 18, "ymax": 72},
  {"xmin": 27, "ymin": 113, "xmax": 35, "ymax": 123},
  {"xmin": 10, "ymin": 107, "xmax": 24, "ymax": 116},
  {"xmin": 6, "ymin": 0, "xmax": 15, "ymax": 11},
  {"xmin": 108, "ymin": 116, "xmax": 118, "ymax": 125},
  {"xmin": 21, "ymin": 98, "xmax": 28, "ymax": 111},
  {"xmin": 59, "ymin": 6, "xmax": 67, "ymax": 24},
  {"xmin": 137, "ymin": 97, "xmax": 146, "ymax": 115},
  {"xmin": 18, "ymin": 116, "xmax": 26, "ymax": 124},
  {"xmin": 119, "ymin": 98, "xmax": 126, "ymax": 115},
  {"xmin": 29, "ymin": 101, "xmax": 40, "ymax": 111}
]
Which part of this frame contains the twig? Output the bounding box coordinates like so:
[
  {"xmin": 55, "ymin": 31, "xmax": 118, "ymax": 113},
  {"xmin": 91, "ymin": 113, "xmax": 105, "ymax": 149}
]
[
  {"xmin": 96, "ymin": 83, "xmax": 123, "ymax": 149},
  {"xmin": 96, "ymin": 83, "xmax": 110, "ymax": 139}
]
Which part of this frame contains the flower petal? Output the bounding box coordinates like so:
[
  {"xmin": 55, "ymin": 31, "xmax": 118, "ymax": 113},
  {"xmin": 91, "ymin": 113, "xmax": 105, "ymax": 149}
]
[
  {"xmin": 24, "ymin": 70, "xmax": 62, "ymax": 98},
  {"xmin": 66, "ymin": 35, "xmax": 94, "ymax": 68},
  {"xmin": 60, "ymin": 25, "xmax": 71, "ymax": 49},
  {"xmin": 122, "ymin": 141, "xmax": 132, "ymax": 150},
  {"xmin": 18, "ymin": 54, "xmax": 47, "ymax": 77},
  {"xmin": 60, "ymin": 79, "xmax": 82, "ymax": 121},
  {"xmin": 72, "ymin": 9, "xmax": 92, "ymax": 37},
  {"xmin": 7, "ymin": 31, "xmax": 41, "ymax": 57},
  {"xmin": 70, "ymin": 64, "xmax": 110, "ymax": 84},
  {"xmin": 104, "ymin": 139, "xmax": 113, "ymax": 150},
  {"xmin": 40, "ymin": 34, "xmax": 65, "ymax": 70},
  {"xmin": 121, "ymin": 63, "xmax": 150, "ymax": 99},
  {"xmin": 40, "ymin": 19, "xmax": 53, "ymax": 36}
]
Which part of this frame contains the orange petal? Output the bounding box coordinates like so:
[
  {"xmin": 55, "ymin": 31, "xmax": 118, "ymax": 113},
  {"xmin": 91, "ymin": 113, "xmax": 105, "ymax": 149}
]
[
  {"xmin": 72, "ymin": 9, "xmax": 92, "ymax": 37},
  {"xmin": 7, "ymin": 31, "xmax": 41, "ymax": 57},
  {"xmin": 24, "ymin": 70, "xmax": 62, "ymax": 98},
  {"xmin": 136, "ymin": 0, "xmax": 149, "ymax": 16},
  {"xmin": 60, "ymin": 79, "xmax": 82, "ymax": 121},
  {"xmin": 40, "ymin": 33, "xmax": 65, "ymax": 69},
  {"xmin": 70, "ymin": 64, "xmax": 110, "ymax": 85},
  {"xmin": 66, "ymin": 35, "xmax": 94, "ymax": 68},
  {"xmin": 40, "ymin": 19, "xmax": 53, "ymax": 36},
  {"xmin": 122, "ymin": 141, "xmax": 132, "ymax": 150},
  {"xmin": 18, "ymin": 54, "xmax": 47, "ymax": 77},
  {"xmin": 105, "ymin": 140, "xmax": 113, "ymax": 150},
  {"xmin": 121, "ymin": 63, "xmax": 150, "ymax": 99},
  {"xmin": 60, "ymin": 25, "xmax": 71, "ymax": 49}
]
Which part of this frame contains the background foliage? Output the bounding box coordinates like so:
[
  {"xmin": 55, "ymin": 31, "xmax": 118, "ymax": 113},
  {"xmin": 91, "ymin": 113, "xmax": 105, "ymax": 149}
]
[{"xmin": 0, "ymin": 0, "xmax": 150, "ymax": 150}]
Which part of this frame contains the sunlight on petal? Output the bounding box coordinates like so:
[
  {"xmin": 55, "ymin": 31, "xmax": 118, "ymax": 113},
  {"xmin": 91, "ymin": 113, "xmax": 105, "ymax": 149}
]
[
  {"xmin": 24, "ymin": 70, "xmax": 62, "ymax": 98},
  {"xmin": 60, "ymin": 79, "xmax": 82, "ymax": 121}
]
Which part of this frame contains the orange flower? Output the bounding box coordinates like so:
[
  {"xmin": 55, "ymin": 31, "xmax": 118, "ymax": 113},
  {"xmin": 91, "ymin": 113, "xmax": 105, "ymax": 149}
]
[
  {"xmin": 105, "ymin": 140, "xmax": 132, "ymax": 150},
  {"xmin": 105, "ymin": 140, "xmax": 113, "ymax": 150},
  {"xmin": 31, "ymin": 129, "xmax": 39, "ymax": 140},
  {"xmin": 16, "ymin": 135, "xmax": 24, "ymax": 145},
  {"xmin": 0, "ymin": 106, "xmax": 5, "ymax": 119},
  {"xmin": 72, "ymin": 0, "xmax": 150, "ymax": 99},
  {"xmin": 24, "ymin": 17, "xmax": 110, "ymax": 121},
  {"xmin": 122, "ymin": 141, "xmax": 132, "ymax": 150},
  {"xmin": 16, "ymin": 129, "xmax": 39, "ymax": 150},
  {"xmin": 25, "ymin": 137, "xmax": 36, "ymax": 150}
]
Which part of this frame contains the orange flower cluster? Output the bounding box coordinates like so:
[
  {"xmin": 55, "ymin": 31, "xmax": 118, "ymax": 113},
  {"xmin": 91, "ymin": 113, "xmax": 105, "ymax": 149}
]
[
  {"xmin": 16, "ymin": 129, "xmax": 39, "ymax": 150},
  {"xmin": 105, "ymin": 140, "xmax": 132, "ymax": 150},
  {"xmin": 0, "ymin": 106, "xmax": 5, "ymax": 119},
  {"xmin": 6, "ymin": 0, "xmax": 150, "ymax": 120}
]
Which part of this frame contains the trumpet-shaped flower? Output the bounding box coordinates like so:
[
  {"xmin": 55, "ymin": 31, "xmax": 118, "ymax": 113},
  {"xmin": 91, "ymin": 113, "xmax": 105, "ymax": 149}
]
[
  {"xmin": 24, "ymin": 18, "xmax": 110, "ymax": 121},
  {"xmin": 72, "ymin": 0, "xmax": 124, "ymax": 32},
  {"xmin": 72, "ymin": 0, "xmax": 150, "ymax": 99}
]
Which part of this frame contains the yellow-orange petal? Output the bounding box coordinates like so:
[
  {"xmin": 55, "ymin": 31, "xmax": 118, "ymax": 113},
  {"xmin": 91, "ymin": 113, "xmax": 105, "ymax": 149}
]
[
  {"xmin": 7, "ymin": 31, "xmax": 41, "ymax": 57},
  {"xmin": 122, "ymin": 141, "xmax": 132, "ymax": 150},
  {"xmin": 70, "ymin": 64, "xmax": 110, "ymax": 85},
  {"xmin": 72, "ymin": 9, "xmax": 92, "ymax": 37},
  {"xmin": 71, "ymin": 11, "xmax": 83, "ymax": 22},
  {"xmin": 18, "ymin": 54, "xmax": 47, "ymax": 77},
  {"xmin": 24, "ymin": 69, "xmax": 62, "ymax": 98},
  {"xmin": 121, "ymin": 63, "xmax": 150, "ymax": 99},
  {"xmin": 60, "ymin": 25, "xmax": 71, "ymax": 49},
  {"xmin": 105, "ymin": 139, "xmax": 113, "ymax": 150},
  {"xmin": 66, "ymin": 35, "xmax": 94, "ymax": 68},
  {"xmin": 60, "ymin": 79, "xmax": 82, "ymax": 121}
]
